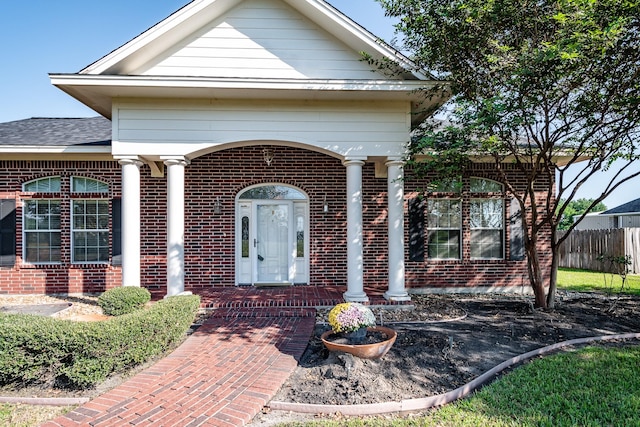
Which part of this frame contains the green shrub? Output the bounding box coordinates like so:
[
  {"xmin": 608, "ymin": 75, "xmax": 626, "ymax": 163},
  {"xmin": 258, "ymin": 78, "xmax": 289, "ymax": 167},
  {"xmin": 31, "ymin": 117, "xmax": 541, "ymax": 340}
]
[
  {"xmin": 0, "ymin": 294, "xmax": 200, "ymax": 389},
  {"xmin": 98, "ymin": 286, "xmax": 151, "ymax": 316}
]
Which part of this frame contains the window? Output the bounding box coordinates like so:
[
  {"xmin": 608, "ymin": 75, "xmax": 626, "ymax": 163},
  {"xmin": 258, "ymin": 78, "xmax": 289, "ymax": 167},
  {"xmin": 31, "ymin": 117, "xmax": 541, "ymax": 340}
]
[
  {"xmin": 23, "ymin": 178, "xmax": 62, "ymax": 264},
  {"xmin": 72, "ymin": 178, "xmax": 109, "ymax": 263},
  {"xmin": 296, "ymin": 215, "xmax": 304, "ymax": 258},
  {"xmin": 427, "ymin": 199, "xmax": 461, "ymax": 259},
  {"xmin": 24, "ymin": 200, "xmax": 61, "ymax": 264},
  {"xmin": 239, "ymin": 185, "xmax": 306, "ymax": 200},
  {"xmin": 72, "ymin": 200, "xmax": 109, "ymax": 263},
  {"xmin": 22, "ymin": 176, "xmax": 113, "ymax": 265},
  {"xmin": 72, "ymin": 177, "xmax": 108, "ymax": 193},
  {"xmin": 470, "ymin": 178, "xmax": 504, "ymax": 259},
  {"xmin": 24, "ymin": 177, "xmax": 61, "ymax": 193},
  {"xmin": 241, "ymin": 216, "xmax": 250, "ymax": 258}
]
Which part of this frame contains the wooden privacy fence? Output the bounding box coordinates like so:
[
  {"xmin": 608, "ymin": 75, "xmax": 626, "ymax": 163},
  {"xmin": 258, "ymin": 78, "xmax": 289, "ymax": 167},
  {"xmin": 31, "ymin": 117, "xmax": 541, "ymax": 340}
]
[{"xmin": 558, "ymin": 228, "xmax": 640, "ymax": 274}]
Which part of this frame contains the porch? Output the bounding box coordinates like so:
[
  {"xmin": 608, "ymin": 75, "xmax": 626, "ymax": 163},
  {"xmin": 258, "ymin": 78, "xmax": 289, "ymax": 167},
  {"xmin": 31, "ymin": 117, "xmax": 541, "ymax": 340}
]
[{"xmin": 157, "ymin": 285, "xmax": 415, "ymax": 312}]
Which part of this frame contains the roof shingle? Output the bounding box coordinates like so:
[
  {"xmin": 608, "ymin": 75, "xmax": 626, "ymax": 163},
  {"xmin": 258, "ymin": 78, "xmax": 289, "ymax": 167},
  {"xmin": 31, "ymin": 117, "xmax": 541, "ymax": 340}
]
[{"xmin": 0, "ymin": 117, "xmax": 111, "ymax": 147}]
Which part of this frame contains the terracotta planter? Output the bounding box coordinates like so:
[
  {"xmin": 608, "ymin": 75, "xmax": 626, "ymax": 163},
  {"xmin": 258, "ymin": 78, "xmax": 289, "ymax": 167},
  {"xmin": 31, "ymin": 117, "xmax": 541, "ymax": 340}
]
[{"xmin": 321, "ymin": 326, "xmax": 397, "ymax": 360}]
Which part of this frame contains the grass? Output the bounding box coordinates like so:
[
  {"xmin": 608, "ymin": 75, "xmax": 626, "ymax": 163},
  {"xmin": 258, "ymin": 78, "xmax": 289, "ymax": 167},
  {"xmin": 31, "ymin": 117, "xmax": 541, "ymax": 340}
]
[
  {"xmin": 557, "ymin": 268, "xmax": 640, "ymax": 295},
  {"xmin": 281, "ymin": 345, "xmax": 640, "ymax": 426},
  {"xmin": 0, "ymin": 404, "xmax": 73, "ymax": 427}
]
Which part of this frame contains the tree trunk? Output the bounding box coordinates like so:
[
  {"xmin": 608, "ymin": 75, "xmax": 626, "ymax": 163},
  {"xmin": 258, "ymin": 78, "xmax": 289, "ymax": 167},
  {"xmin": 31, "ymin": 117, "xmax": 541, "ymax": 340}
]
[
  {"xmin": 546, "ymin": 239, "xmax": 560, "ymax": 309},
  {"xmin": 526, "ymin": 237, "xmax": 548, "ymax": 309}
]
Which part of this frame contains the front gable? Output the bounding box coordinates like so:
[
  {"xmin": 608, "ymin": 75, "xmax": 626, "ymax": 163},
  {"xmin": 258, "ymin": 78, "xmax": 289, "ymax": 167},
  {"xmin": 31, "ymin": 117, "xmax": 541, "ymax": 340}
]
[
  {"xmin": 52, "ymin": 0, "xmax": 441, "ymax": 121},
  {"xmin": 136, "ymin": 0, "xmax": 392, "ymax": 80}
]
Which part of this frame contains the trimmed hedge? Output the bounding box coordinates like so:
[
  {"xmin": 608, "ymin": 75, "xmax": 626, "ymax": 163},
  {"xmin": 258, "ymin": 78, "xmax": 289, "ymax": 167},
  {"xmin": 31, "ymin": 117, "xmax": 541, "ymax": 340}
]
[
  {"xmin": 98, "ymin": 286, "xmax": 151, "ymax": 316},
  {"xmin": 0, "ymin": 294, "xmax": 200, "ymax": 389}
]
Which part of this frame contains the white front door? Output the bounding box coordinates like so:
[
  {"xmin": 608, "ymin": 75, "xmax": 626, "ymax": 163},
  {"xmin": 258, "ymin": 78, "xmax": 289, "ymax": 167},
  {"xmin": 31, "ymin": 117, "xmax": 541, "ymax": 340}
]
[
  {"xmin": 256, "ymin": 202, "xmax": 291, "ymax": 283},
  {"xmin": 236, "ymin": 185, "xmax": 308, "ymax": 286}
]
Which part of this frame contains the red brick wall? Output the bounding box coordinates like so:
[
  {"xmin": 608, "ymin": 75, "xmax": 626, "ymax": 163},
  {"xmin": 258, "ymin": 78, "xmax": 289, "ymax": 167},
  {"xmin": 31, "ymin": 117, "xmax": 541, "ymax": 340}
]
[
  {"xmin": 0, "ymin": 161, "xmax": 122, "ymax": 294},
  {"xmin": 403, "ymin": 162, "xmax": 553, "ymax": 290},
  {"xmin": 182, "ymin": 146, "xmax": 349, "ymax": 291},
  {"xmin": 0, "ymin": 150, "xmax": 553, "ymax": 295}
]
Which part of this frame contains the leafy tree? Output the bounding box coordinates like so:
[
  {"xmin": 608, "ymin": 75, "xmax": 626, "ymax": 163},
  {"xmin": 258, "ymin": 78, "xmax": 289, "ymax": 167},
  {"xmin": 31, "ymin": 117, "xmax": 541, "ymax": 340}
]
[
  {"xmin": 378, "ymin": 0, "xmax": 640, "ymax": 308},
  {"xmin": 557, "ymin": 198, "xmax": 607, "ymax": 230}
]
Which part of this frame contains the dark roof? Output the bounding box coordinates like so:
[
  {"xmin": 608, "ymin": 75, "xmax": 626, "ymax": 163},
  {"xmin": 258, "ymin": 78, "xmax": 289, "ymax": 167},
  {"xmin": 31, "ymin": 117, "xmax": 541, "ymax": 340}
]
[
  {"xmin": 602, "ymin": 198, "xmax": 640, "ymax": 215},
  {"xmin": 0, "ymin": 117, "xmax": 111, "ymax": 147}
]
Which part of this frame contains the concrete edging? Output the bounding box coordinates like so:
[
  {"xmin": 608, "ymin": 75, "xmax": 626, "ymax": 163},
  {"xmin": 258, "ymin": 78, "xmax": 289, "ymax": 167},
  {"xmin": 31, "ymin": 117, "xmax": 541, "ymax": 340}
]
[
  {"xmin": 269, "ymin": 332, "xmax": 640, "ymax": 416},
  {"xmin": 0, "ymin": 396, "xmax": 90, "ymax": 406}
]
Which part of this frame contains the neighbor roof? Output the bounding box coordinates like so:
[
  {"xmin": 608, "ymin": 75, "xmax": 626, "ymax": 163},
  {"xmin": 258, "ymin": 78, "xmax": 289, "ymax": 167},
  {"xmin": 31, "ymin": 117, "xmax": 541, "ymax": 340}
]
[
  {"xmin": 0, "ymin": 117, "xmax": 111, "ymax": 147},
  {"xmin": 601, "ymin": 198, "xmax": 640, "ymax": 215}
]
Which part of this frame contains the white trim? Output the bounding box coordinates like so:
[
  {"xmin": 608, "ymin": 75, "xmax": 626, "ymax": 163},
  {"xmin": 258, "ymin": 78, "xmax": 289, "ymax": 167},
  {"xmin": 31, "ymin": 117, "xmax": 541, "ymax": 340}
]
[
  {"xmin": 51, "ymin": 74, "xmax": 440, "ymax": 120},
  {"xmin": 51, "ymin": 75, "xmax": 434, "ymax": 96}
]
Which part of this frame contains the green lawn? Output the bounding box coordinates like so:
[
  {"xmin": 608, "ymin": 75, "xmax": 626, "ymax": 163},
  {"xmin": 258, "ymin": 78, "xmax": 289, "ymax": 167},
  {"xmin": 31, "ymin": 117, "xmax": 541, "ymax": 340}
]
[
  {"xmin": 282, "ymin": 345, "xmax": 640, "ymax": 427},
  {"xmin": 557, "ymin": 268, "xmax": 640, "ymax": 295}
]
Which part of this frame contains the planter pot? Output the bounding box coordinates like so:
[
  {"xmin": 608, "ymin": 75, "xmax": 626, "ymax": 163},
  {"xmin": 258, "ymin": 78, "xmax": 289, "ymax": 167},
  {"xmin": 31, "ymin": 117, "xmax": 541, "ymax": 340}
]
[
  {"xmin": 346, "ymin": 327, "xmax": 368, "ymax": 343},
  {"xmin": 321, "ymin": 326, "xmax": 397, "ymax": 360}
]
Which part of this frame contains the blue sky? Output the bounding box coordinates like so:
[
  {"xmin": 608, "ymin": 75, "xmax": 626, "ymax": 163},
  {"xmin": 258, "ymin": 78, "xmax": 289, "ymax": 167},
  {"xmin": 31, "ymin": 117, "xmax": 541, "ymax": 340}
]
[
  {"xmin": 0, "ymin": 1, "xmax": 636, "ymax": 208},
  {"xmin": 0, "ymin": 0, "xmax": 397, "ymax": 123}
]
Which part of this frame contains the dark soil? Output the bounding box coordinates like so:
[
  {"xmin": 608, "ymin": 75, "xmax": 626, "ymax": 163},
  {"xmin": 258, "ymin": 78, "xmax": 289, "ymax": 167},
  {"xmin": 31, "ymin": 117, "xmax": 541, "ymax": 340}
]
[{"xmin": 271, "ymin": 291, "xmax": 640, "ymax": 406}]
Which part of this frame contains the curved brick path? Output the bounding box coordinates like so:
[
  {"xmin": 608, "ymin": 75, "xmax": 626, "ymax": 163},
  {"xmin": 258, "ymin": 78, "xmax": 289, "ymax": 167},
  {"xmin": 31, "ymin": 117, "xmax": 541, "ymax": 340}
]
[
  {"xmin": 41, "ymin": 286, "xmax": 408, "ymax": 426},
  {"xmin": 42, "ymin": 308, "xmax": 316, "ymax": 427}
]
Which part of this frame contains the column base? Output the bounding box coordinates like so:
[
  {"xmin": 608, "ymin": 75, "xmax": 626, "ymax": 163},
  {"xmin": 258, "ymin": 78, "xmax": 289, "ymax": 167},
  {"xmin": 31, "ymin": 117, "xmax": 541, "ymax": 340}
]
[
  {"xmin": 383, "ymin": 290, "xmax": 412, "ymax": 302},
  {"xmin": 343, "ymin": 291, "xmax": 369, "ymax": 303},
  {"xmin": 164, "ymin": 291, "xmax": 193, "ymax": 299}
]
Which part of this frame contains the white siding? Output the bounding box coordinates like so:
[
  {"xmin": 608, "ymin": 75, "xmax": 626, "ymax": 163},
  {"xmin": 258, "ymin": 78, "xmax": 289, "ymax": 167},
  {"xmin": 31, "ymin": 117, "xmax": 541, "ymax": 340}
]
[
  {"xmin": 574, "ymin": 214, "xmax": 640, "ymax": 230},
  {"xmin": 137, "ymin": 0, "xmax": 389, "ymax": 80},
  {"xmin": 112, "ymin": 99, "xmax": 411, "ymax": 158},
  {"xmin": 620, "ymin": 215, "xmax": 640, "ymax": 228},
  {"xmin": 574, "ymin": 215, "xmax": 616, "ymax": 230}
]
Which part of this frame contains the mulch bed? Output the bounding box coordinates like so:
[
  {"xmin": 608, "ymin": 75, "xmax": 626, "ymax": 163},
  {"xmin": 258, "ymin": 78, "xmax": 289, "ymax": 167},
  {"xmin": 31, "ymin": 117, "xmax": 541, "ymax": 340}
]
[{"xmin": 273, "ymin": 292, "xmax": 640, "ymax": 405}]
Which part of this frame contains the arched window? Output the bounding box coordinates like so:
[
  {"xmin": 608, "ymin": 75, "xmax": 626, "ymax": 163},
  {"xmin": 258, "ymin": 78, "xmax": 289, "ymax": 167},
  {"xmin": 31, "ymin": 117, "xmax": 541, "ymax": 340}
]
[
  {"xmin": 238, "ymin": 185, "xmax": 306, "ymax": 200},
  {"xmin": 23, "ymin": 176, "xmax": 61, "ymax": 192},
  {"xmin": 71, "ymin": 177, "xmax": 108, "ymax": 193}
]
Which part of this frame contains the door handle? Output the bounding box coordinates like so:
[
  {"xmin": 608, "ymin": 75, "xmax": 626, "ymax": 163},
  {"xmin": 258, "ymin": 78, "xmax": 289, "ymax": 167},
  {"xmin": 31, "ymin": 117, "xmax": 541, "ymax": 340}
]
[{"xmin": 254, "ymin": 239, "xmax": 257, "ymax": 247}]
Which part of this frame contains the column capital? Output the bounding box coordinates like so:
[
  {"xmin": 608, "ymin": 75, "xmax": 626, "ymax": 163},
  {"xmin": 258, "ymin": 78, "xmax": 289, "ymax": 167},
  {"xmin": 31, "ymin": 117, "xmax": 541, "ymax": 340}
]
[
  {"xmin": 117, "ymin": 157, "xmax": 144, "ymax": 167},
  {"xmin": 385, "ymin": 158, "xmax": 405, "ymax": 167},
  {"xmin": 343, "ymin": 157, "xmax": 366, "ymax": 167},
  {"xmin": 162, "ymin": 157, "xmax": 191, "ymax": 167}
]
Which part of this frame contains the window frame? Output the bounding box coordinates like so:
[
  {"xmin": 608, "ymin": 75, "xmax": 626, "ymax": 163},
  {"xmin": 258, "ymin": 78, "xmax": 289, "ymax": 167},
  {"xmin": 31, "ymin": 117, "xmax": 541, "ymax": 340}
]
[
  {"xmin": 71, "ymin": 199, "xmax": 110, "ymax": 264},
  {"xmin": 469, "ymin": 178, "xmax": 505, "ymax": 260},
  {"xmin": 22, "ymin": 199, "xmax": 62, "ymax": 265},
  {"xmin": 426, "ymin": 198, "xmax": 462, "ymax": 260},
  {"xmin": 71, "ymin": 177, "xmax": 109, "ymax": 194},
  {"xmin": 22, "ymin": 177, "xmax": 63, "ymax": 265}
]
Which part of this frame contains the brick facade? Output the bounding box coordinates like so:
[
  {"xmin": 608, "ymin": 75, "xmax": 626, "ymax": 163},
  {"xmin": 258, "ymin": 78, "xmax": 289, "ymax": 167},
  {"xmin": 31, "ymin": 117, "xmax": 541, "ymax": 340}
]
[{"xmin": 0, "ymin": 147, "xmax": 552, "ymax": 295}]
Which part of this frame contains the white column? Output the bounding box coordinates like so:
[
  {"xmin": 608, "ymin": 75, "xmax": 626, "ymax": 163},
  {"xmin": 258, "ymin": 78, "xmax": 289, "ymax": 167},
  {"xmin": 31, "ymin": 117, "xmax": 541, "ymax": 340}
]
[
  {"xmin": 384, "ymin": 159, "xmax": 411, "ymax": 301},
  {"xmin": 164, "ymin": 158, "xmax": 189, "ymax": 297},
  {"xmin": 343, "ymin": 158, "xmax": 368, "ymax": 302},
  {"xmin": 118, "ymin": 158, "xmax": 143, "ymax": 287}
]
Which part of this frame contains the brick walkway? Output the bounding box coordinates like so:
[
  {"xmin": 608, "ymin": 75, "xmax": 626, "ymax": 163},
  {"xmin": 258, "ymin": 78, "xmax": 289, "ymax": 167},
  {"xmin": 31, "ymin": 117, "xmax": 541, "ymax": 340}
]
[{"xmin": 42, "ymin": 286, "xmax": 409, "ymax": 426}]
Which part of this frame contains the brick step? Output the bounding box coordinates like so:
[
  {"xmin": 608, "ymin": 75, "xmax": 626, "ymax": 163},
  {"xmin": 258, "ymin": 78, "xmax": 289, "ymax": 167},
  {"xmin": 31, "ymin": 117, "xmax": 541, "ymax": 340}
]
[{"xmin": 207, "ymin": 307, "xmax": 317, "ymax": 319}]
